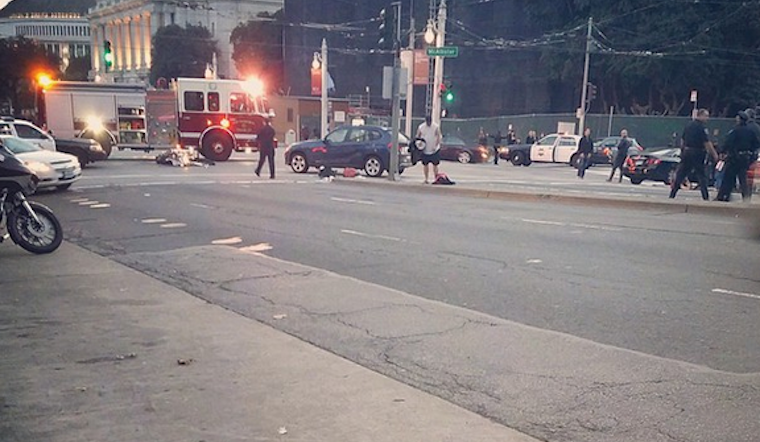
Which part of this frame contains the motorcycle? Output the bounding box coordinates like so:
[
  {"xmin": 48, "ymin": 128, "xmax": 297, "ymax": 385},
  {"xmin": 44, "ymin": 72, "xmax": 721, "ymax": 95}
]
[{"xmin": 0, "ymin": 142, "xmax": 63, "ymax": 254}]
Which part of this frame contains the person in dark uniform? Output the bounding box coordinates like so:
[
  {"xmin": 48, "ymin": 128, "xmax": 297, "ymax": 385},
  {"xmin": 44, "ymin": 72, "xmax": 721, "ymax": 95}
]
[
  {"xmin": 576, "ymin": 127, "xmax": 594, "ymax": 179},
  {"xmin": 255, "ymin": 118, "xmax": 277, "ymax": 179},
  {"xmin": 670, "ymin": 109, "xmax": 718, "ymax": 200},
  {"xmin": 716, "ymin": 111, "xmax": 760, "ymax": 202},
  {"xmin": 607, "ymin": 129, "xmax": 631, "ymax": 182},
  {"xmin": 491, "ymin": 130, "xmax": 504, "ymax": 165}
]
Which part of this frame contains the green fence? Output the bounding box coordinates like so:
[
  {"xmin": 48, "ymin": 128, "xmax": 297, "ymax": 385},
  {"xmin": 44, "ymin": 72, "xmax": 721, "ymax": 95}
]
[{"xmin": 406, "ymin": 113, "xmax": 736, "ymax": 148}]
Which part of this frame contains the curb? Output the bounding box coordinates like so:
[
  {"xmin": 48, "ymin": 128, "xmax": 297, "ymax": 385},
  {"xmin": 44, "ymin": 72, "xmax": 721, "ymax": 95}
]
[{"xmin": 336, "ymin": 179, "xmax": 760, "ymax": 218}]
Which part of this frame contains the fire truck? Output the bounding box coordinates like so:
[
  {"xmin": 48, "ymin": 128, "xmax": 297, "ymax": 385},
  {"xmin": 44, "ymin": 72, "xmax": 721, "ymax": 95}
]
[{"xmin": 40, "ymin": 77, "xmax": 272, "ymax": 161}]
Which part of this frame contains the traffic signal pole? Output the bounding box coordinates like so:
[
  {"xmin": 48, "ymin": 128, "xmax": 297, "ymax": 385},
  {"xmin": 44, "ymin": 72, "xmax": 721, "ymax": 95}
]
[
  {"xmin": 404, "ymin": 16, "xmax": 415, "ymax": 139},
  {"xmin": 578, "ymin": 16, "xmax": 593, "ymax": 135},
  {"xmin": 431, "ymin": 0, "xmax": 447, "ymax": 128},
  {"xmin": 389, "ymin": 1, "xmax": 402, "ymax": 181},
  {"xmin": 320, "ymin": 38, "xmax": 328, "ymax": 138}
]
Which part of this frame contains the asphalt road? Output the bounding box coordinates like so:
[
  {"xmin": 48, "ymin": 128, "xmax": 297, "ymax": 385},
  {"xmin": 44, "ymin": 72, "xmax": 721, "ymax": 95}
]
[
  {"xmin": 17, "ymin": 158, "xmax": 759, "ymax": 441},
  {"xmin": 35, "ymin": 158, "xmax": 759, "ymax": 372}
]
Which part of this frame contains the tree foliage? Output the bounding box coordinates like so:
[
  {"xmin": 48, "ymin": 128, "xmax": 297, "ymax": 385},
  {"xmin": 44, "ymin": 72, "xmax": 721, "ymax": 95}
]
[
  {"xmin": 149, "ymin": 25, "xmax": 217, "ymax": 85},
  {"xmin": 523, "ymin": 0, "xmax": 760, "ymax": 116},
  {"xmin": 0, "ymin": 37, "xmax": 60, "ymax": 116},
  {"xmin": 230, "ymin": 10, "xmax": 285, "ymax": 93}
]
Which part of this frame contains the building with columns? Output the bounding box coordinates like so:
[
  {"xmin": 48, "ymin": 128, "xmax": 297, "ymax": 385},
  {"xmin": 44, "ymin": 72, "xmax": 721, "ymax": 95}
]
[
  {"xmin": 0, "ymin": 12, "xmax": 92, "ymax": 71},
  {"xmin": 88, "ymin": 0, "xmax": 282, "ymax": 84}
]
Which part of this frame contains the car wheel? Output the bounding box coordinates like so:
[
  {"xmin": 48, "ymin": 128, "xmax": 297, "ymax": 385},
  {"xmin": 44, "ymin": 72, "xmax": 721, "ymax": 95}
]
[
  {"xmin": 56, "ymin": 183, "xmax": 72, "ymax": 191},
  {"xmin": 457, "ymin": 150, "xmax": 472, "ymax": 164},
  {"xmin": 511, "ymin": 151, "xmax": 526, "ymax": 166},
  {"xmin": 364, "ymin": 155, "xmax": 384, "ymax": 178},
  {"xmin": 201, "ymin": 132, "xmax": 234, "ymax": 162},
  {"xmin": 630, "ymin": 178, "xmax": 644, "ymax": 185},
  {"xmin": 76, "ymin": 153, "xmax": 88, "ymax": 168},
  {"xmin": 289, "ymin": 152, "xmax": 309, "ymax": 174}
]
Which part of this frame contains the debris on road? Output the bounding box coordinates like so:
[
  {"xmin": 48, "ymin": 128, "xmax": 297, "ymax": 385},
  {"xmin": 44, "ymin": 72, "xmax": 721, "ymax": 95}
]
[
  {"xmin": 278, "ymin": 427, "xmax": 288, "ymax": 435},
  {"xmin": 177, "ymin": 358, "xmax": 194, "ymax": 366},
  {"xmin": 273, "ymin": 314, "xmax": 288, "ymax": 320}
]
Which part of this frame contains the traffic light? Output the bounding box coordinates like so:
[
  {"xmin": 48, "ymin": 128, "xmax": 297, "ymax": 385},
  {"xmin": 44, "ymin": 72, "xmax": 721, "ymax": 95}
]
[
  {"xmin": 587, "ymin": 82, "xmax": 597, "ymax": 102},
  {"xmin": 378, "ymin": 7, "xmax": 395, "ymax": 49},
  {"xmin": 103, "ymin": 40, "xmax": 113, "ymax": 72},
  {"xmin": 441, "ymin": 81, "xmax": 455, "ymax": 104}
]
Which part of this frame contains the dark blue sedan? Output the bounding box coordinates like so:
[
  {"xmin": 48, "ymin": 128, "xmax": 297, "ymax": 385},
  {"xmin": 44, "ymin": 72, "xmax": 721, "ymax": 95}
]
[{"xmin": 285, "ymin": 125, "xmax": 412, "ymax": 177}]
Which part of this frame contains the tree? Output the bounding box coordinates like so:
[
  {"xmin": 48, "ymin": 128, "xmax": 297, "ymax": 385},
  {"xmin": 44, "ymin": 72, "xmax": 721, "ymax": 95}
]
[
  {"xmin": 150, "ymin": 25, "xmax": 217, "ymax": 85},
  {"xmin": 522, "ymin": 0, "xmax": 760, "ymax": 116},
  {"xmin": 230, "ymin": 10, "xmax": 284, "ymax": 93},
  {"xmin": 0, "ymin": 37, "xmax": 60, "ymax": 118},
  {"xmin": 63, "ymin": 56, "xmax": 91, "ymax": 81}
]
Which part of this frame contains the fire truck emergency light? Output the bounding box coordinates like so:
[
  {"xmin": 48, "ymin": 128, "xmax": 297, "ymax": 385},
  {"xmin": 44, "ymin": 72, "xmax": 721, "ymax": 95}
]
[{"xmin": 242, "ymin": 77, "xmax": 265, "ymax": 97}]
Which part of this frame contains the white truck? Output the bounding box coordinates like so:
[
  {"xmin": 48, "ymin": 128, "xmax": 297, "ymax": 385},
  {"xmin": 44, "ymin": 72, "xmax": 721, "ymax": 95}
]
[{"xmin": 40, "ymin": 78, "xmax": 272, "ymax": 161}]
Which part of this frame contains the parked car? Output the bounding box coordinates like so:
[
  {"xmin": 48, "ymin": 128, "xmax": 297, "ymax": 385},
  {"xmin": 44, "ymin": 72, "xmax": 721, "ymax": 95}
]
[
  {"xmin": 0, "ymin": 116, "xmax": 106, "ymax": 167},
  {"xmin": 54, "ymin": 137, "xmax": 108, "ymax": 167},
  {"xmin": 500, "ymin": 134, "xmax": 581, "ymax": 166},
  {"xmin": 0, "ymin": 136, "xmax": 81, "ymax": 191},
  {"xmin": 440, "ymin": 135, "xmax": 491, "ymax": 163},
  {"xmin": 622, "ymin": 147, "xmax": 715, "ymax": 187},
  {"xmin": 285, "ymin": 125, "xmax": 412, "ymax": 177},
  {"xmin": 574, "ymin": 136, "xmax": 644, "ymax": 168}
]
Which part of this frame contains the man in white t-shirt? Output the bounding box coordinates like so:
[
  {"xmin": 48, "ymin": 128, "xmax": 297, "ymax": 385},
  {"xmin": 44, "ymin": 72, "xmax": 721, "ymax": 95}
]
[{"xmin": 416, "ymin": 116, "xmax": 442, "ymax": 184}]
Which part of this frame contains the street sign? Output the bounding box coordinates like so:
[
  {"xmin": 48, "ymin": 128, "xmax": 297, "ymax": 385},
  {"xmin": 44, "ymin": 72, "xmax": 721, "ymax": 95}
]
[
  {"xmin": 426, "ymin": 46, "xmax": 459, "ymax": 57},
  {"xmin": 690, "ymin": 90, "xmax": 698, "ymax": 103}
]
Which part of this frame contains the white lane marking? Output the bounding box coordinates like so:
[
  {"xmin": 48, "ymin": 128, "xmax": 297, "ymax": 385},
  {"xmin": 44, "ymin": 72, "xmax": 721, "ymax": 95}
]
[
  {"xmin": 522, "ymin": 218, "xmax": 564, "ymax": 226},
  {"xmin": 212, "ymin": 237, "xmax": 243, "ymax": 245},
  {"xmin": 191, "ymin": 203, "xmax": 212, "ymax": 209},
  {"xmin": 89, "ymin": 203, "xmax": 111, "ymax": 209},
  {"xmin": 144, "ymin": 193, "xmax": 151, "ymax": 197},
  {"xmin": 340, "ymin": 229, "xmax": 404, "ymax": 242},
  {"xmin": 519, "ymin": 218, "xmax": 623, "ymax": 232},
  {"xmin": 141, "ymin": 218, "xmax": 167, "ymax": 224},
  {"xmin": 240, "ymin": 243, "xmax": 274, "ymax": 253},
  {"xmin": 330, "ymin": 197, "xmax": 377, "ymax": 206},
  {"xmin": 527, "ymin": 259, "xmax": 543, "ymax": 264},
  {"xmin": 70, "ymin": 198, "xmax": 89, "ymax": 203},
  {"xmin": 160, "ymin": 223, "xmax": 187, "ymax": 229},
  {"xmin": 78, "ymin": 201, "xmax": 100, "ymax": 206},
  {"xmin": 712, "ymin": 288, "xmax": 760, "ymax": 301}
]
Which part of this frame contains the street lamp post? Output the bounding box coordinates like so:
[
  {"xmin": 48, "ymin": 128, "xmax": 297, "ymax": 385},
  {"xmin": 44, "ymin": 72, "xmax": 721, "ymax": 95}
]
[{"xmin": 321, "ymin": 38, "xmax": 328, "ymax": 139}]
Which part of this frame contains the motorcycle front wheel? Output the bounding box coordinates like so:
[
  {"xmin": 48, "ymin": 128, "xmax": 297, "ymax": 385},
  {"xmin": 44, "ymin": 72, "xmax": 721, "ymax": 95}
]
[{"xmin": 8, "ymin": 201, "xmax": 63, "ymax": 254}]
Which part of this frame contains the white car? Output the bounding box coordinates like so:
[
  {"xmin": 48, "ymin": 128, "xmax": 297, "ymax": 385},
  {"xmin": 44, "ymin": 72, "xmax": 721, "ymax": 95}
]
[
  {"xmin": 0, "ymin": 116, "xmax": 56, "ymax": 151},
  {"xmin": 0, "ymin": 136, "xmax": 81, "ymax": 191},
  {"xmin": 529, "ymin": 134, "xmax": 582, "ymax": 164}
]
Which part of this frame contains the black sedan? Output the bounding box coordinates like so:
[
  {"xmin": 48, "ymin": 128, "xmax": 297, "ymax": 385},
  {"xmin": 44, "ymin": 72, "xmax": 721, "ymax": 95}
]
[
  {"xmin": 572, "ymin": 136, "xmax": 644, "ymax": 169},
  {"xmin": 55, "ymin": 138, "xmax": 108, "ymax": 167},
  {"xmin": 440, "ymin": 135, "xmax": 491, "ymax": 163},
  {"xmin": 622, "ymin": 148, "xmax": 679, "ymax": 185},
  {"xmin": 285, "ymin": 125, "xmax": 412, "ymax": 177}
]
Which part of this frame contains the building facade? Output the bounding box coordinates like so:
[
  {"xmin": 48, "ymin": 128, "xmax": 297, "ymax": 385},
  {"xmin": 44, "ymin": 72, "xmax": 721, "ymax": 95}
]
[
  {"xmin": 88, "ymin": 0, "xmax": 282, "ymax": 84},
  {"xmin": 0, "ymin": 12, "xmax": 91, "ymax": 70}
]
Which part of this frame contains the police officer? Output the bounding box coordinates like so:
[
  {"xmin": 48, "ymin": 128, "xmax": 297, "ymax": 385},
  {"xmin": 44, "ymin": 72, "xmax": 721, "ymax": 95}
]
[
  {"xmin": 670, "ymin": 109, "xmax": 718, "ymax": 200},
  {"xmin": 716, "ymin": 111, "xmax": 760, "ymax": 202}
]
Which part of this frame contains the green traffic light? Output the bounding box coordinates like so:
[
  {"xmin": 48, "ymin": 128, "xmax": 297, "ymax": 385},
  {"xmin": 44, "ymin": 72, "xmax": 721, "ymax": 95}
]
[{"xmin": 445, "ymin": 91, "xmax": 454, "ymax": 102}]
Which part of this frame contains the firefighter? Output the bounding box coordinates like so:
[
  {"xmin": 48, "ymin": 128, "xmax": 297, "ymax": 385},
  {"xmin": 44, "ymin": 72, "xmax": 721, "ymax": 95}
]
[
  {"xmin": 716, "ymin": 111, "xmax": 760, "ymax": 202},
  {"xmin": 255, "ymin": 117, "xmax": 277, "ymax": 179}
]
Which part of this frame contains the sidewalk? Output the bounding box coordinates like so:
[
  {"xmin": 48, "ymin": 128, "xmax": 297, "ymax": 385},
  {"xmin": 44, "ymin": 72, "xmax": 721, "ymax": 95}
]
[
  {"xmin": 337, "ymin": 162, "xmax": 760, "ymax": 217},
  {"xmin": 0, "ymin": 243, "xmax": 538, "ymax": 442}
]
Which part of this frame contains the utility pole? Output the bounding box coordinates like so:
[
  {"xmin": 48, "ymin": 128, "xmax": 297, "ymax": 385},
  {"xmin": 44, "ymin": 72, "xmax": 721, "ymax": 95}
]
[
  {"xmin": 578, "ymin": 16, "xmax": 593, "ymax": 135},
  {"xmin": 389, "ymin": 1, "xmax": 402, "ymax": 181},
  {"xmin": 431, "ymin": 0, "xmax": 447, "ymax": 128},
  {"xmin": 404, "ymin": 16, "xmax": 415, "ymax": 138},
  {"xmin": 320, "ymin": 38, "xmax": 328, "ymax": 138}
]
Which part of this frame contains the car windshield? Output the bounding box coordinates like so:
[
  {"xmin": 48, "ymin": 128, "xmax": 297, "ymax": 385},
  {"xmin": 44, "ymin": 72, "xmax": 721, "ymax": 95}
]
[
  {"xmin": 0, "ymin": 137, "xmax": 40, "ymax": 154},
  {"xmin": 443, "ymin": 136, "xmax": 466, "ymax": 146}
]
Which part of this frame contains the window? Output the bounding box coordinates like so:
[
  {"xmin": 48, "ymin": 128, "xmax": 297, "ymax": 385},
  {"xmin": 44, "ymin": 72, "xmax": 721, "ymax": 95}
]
[
  {"xmin": 325, "ymin": 128, "xmax": 349, "ymax": 143},
  {"xmin": 170, "ymin": 13, "xmax": 175, "ymax": 25},
  {"xmin": 229, "ymin": 93, "xmax": 250, "ymax": 113},
  {"xmin": 183, "ymin": 91, "xmax": 205, "ymax": 111},
  {"xmin": 287, "ymin": 108, "xmax": 294, "ymax": 123},
  {"xmin": 538, "ymin": 135, "xmax": 558, "ymax": 146},
  {"xmin": 348, "ymin": 128, "xmax": 369, "ymax": 142},
  {"xmin": 559, "ymin": 137, "xmax": 577, "ymax": 147},
  {"xmin": 207, "ymin": 92, "xmax": 220, "ymax": 112},
  {"xmin": 15, "ymin": 123, "xmax": 49, "ymax": 140}
]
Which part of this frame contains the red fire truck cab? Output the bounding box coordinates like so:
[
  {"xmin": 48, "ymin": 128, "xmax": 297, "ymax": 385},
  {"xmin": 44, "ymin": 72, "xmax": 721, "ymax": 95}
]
[{"xmin": 176, "ymin": 78, "xmax": 273, "ymax": 161}]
